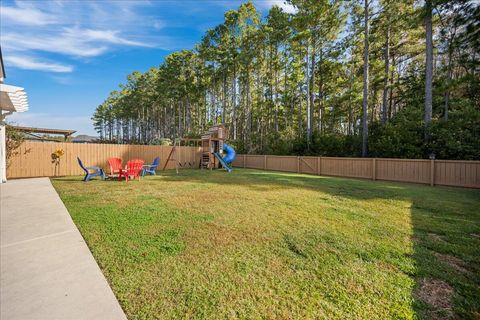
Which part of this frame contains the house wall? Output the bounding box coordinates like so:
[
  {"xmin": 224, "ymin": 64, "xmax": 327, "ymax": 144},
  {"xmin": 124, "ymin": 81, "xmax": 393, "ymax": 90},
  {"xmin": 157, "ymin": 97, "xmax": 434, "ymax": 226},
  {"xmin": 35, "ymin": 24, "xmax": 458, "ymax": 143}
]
[{"xmin": 0, "ymin": 123, "xmax": 6, "ymax": 183}]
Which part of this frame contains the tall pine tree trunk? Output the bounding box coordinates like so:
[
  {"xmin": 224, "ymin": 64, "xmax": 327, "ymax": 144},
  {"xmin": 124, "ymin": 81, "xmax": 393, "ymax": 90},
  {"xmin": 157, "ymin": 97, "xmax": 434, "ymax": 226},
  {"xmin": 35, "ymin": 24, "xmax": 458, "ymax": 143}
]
[
  {"xmin": 309, "ymin": 41, "xmax": 316, "ymax": 138},
  {"xmin": 318, "ymin": 48, "xmax": 324, "ymax": 134},
  {"xmin": 424, "ymin": 0, "xmax": 433, "ymax": 141},
  {"xmin": 388, "ymin": 53, "xmax": 395, "ymax": 120},
  {"xmin": 246, "ymin": 70, "xmax": 252, "ymax": 152},
  {"xmin": 232, "ymin": 63, "xmax": 237, "ymax": 139},
  {"xmin": 298, "ymin": 85, "xmax": 303, "ymax": 135},
  {"xmin": 222, "ymin": 72, "xmax": 227, "ymax": 124},
  {"xmin": 274, "ymin": 49, "xmax": 280, "ymax": 133},
  {"xmin": 382, "ymin": 25, "xmax": 390, "ymax": 124},
  {"xmin": 362, "ymin": 0, "xmax": 369, "ymax": 157},
  {"xmin": 305, "ymin": 41, "xmax": 312, "ymax": 144},
  {"xmin": 444, "ymin": 29, "xmax": 456, "ymax": 121}
]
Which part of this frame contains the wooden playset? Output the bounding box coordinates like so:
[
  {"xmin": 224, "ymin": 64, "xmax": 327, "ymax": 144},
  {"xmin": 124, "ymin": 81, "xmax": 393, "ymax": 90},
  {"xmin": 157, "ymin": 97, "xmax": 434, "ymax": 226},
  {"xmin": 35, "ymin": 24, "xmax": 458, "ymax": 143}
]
[
  {"xmin": 200, "ymin": 124, "xmax": 228, "ymax": 170},
  {"xmin": 163, "ymin": 124, "xmax": 236, "ymax": 173}
]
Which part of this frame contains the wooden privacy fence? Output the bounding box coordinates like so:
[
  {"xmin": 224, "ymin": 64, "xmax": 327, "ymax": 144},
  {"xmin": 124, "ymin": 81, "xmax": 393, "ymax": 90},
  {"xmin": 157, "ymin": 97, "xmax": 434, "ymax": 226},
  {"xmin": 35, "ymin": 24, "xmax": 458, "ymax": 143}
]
[
  {"xmin": 7, "ymin": 142, "xmax": 479, "ymax": 188},
  {"xmin": 7, "ymin": 141, "xmax": 201, "ymax": 178},
  {"xmin": 232, "ymin": 155, "xmax": 480, "ymax": 188}
]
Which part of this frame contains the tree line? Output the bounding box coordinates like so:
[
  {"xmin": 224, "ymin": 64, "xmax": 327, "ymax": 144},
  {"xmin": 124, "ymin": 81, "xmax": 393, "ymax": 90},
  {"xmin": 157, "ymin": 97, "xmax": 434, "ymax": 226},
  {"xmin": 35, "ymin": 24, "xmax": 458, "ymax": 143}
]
[{"xmin": 92, "ymin": 0, "xmax": 479, "ymax": 159}]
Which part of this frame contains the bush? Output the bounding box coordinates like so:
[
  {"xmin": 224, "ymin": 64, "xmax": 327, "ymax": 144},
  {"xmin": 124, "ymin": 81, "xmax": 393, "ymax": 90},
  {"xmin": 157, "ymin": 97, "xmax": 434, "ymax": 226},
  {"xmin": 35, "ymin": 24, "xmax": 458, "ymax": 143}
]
[
  {"xmin": 428, "ymin": 106, "xmax": 480, "ymax": 160},
  {"xmin": 5, "ymin": 126, "xmax": 24, "ymax": 167},
  {"xmin": 369, "ymin": 107, "xmax": 425, "ymax": 159},
  {"xmin": 311, "ymin": 133, "xmax": 361, "ymax": 157},
  {"xmin": 149, "ymin": 138, "xmax": 173, "ymax": 146}
]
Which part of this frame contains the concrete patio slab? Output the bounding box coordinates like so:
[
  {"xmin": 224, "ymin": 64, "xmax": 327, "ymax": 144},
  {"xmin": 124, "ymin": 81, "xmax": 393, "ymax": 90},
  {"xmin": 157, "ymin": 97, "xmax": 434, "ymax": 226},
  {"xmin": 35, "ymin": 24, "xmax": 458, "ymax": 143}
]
[{"xmin": 1, "ymin": 178, "xmax": 126, "ymax": 320}]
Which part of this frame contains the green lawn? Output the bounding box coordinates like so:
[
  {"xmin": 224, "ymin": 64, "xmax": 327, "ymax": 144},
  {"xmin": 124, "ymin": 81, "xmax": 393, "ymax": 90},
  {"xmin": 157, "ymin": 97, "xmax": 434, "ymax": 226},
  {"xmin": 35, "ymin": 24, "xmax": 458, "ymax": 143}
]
[{"xmin": 51, "ymin": 169, "xmax": 480, "ymax": 320}]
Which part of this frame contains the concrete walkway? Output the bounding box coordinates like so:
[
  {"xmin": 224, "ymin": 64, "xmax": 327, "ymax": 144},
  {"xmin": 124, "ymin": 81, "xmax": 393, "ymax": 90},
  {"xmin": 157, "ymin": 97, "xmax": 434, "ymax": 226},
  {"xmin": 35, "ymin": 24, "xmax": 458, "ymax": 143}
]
[{"xmin": 1, "ymin": 178, "xmax": 126, "ymax": 320}]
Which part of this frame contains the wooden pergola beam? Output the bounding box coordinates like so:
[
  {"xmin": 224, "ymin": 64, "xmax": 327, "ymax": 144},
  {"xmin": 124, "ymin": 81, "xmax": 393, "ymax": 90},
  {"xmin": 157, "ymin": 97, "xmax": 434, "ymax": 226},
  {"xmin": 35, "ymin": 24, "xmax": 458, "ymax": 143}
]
[{"xmin": 7, "ymin": 125, "xmax": 76, "ymax": 140}]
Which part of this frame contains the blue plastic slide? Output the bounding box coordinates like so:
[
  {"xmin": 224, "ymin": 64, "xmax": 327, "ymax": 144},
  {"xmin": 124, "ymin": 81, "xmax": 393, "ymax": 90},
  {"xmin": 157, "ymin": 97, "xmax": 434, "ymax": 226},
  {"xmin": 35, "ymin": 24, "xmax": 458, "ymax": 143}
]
[{"xmin": 213, "ymin": 143, "xmax": 236, "ymax": 172}]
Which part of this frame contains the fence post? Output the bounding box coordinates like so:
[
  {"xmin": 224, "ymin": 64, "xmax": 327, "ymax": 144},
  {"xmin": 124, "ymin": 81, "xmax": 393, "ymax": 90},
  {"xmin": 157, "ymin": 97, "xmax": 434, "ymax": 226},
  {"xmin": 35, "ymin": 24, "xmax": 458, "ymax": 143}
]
[
  {"xmin": 317, "ymin": 157, "xmax": 321, "ymax": 176},
  {"xmin": 264, "ymin": 155, "xmax": 267, "ymax": 170},
  {"xmin": 297, "ymin": 157, "xmax": 300, "ymax": 173},
  {"xmin": 430, "ymin": 160, "xmax": 435, "ymax": 186},
  {"xmin": 243, "ymin": 154, "xmax": 246, "ymax": 168},
  {"xmin": 372, "ymin": 158, "xmax": 376, "ymax": 180}
]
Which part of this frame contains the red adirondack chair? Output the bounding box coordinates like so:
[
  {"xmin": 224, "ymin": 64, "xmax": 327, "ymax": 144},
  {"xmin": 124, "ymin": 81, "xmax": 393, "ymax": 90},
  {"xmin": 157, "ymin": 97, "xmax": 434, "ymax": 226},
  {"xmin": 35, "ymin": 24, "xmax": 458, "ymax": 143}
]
[
  {"xmin": 108, "ymin": 158, "xmax": 123, "ymax": 177},
  {"xmin": 118, "ymin": 159, "xmax": 145, "ymax": 181}
]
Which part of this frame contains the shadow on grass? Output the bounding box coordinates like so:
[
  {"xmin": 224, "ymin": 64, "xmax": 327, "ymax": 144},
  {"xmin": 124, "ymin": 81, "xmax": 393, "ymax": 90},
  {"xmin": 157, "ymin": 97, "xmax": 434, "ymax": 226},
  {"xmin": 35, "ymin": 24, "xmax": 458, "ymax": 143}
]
[
  {"xmin": 52, "ymin": 176, "xmax": 144, "ymax": 183},
  {"xmin": 155, "ymin": 168, "xmax": 480, "ymax": 319}
]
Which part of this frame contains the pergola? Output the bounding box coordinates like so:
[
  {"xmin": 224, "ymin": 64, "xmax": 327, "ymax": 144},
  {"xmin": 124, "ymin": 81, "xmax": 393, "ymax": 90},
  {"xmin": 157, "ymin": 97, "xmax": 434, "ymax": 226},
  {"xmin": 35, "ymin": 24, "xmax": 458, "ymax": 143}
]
[
  {"xmin": 0, "ymin": 49, "xmax": 29, "ymax": 183},
  {"xmin": 9, "ymin": 126, "xmax": 76, "ymax": 141}
]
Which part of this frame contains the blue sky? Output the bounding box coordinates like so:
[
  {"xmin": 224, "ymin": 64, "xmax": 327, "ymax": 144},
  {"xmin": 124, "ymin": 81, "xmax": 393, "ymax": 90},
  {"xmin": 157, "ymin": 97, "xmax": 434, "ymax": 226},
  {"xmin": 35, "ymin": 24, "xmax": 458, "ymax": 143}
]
[{"xmin": 1, "ymin": 0, "xmax": 295, "ymax": 136}]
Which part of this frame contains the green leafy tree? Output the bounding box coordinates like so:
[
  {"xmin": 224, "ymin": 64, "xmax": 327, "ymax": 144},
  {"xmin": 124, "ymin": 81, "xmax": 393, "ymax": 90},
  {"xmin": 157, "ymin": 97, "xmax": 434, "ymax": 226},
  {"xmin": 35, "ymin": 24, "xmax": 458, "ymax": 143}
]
[{"xmin": 92, "ymin": 0, "xmax": 479, "ymax": 159}]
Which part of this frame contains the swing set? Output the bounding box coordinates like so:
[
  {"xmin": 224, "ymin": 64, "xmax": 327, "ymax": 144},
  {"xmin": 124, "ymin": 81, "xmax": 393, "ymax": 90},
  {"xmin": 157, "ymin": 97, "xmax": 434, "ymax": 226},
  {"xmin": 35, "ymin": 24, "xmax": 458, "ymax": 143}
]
[
  {"xmin": 162, "ymin": 124, "xmax": 236, "ymax": 174},
  {"xmin": 161, "ymin": 138, "xmax": 202, "ymax": 173}
]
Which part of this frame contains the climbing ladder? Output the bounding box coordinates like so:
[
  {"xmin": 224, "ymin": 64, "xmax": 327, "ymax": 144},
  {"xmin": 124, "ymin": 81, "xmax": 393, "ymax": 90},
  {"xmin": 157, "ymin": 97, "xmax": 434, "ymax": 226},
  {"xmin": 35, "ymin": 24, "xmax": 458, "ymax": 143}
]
[{"xmin": 200, "ymin": 152, "xmax": 211, "ymax": 169}]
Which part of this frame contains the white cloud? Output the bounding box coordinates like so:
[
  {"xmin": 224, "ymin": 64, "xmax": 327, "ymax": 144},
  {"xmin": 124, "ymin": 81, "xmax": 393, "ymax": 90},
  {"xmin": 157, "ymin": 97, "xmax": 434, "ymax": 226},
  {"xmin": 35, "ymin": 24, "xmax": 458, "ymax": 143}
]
[
  {"xmin": 1, "ymin": 27, "xmax": 152, "ymax": 59},
  {"xmin": 1, "ymin": 32, "xmax": 108, "ymax": 58},
  {"xmin": 64, "ymin": 28, "xmax": 153, "ymax": 47},
  {"xmin": 257, "ymin": 0, "xmax": 297, "ymax": 14},
  {"xmin": 3, "ymin": 55, "xmax": 74, "ymax": 73},
  {"xmin": 50, "ymin": 75, "xmax": 74, "ymax": 85},
  {"xmin": 208, "ymin": 0, "xmax": 297, "ymax": 14},
  {"xmin": 153, "ymin": 20, "xmax": 165, "ymax": 30},
  {"xmin": 0, "ymin": 5, "xmax": 58, "ymax": 25},
  {"xmin": 0, "ymin": 1, "xmax": 165, "ymax": 72}
]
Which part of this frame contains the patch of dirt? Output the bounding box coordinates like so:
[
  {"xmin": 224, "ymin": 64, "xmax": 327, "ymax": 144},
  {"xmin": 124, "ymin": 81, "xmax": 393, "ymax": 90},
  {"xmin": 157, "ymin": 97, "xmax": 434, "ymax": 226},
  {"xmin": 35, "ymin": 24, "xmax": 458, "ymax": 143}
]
[
  {"xmin": 428, "ymin": 233, "xmax": 446, "ymax": 242},
  {"xmin": 433, "ymin": 252, "xmax": 469, "ymax": 274},
  {"xmin": 181, "ymin": 222, "xmax": 257, "ymax": 254},
  {"xmin": 415, "ymin": 277, "xmax": 454, "ymax": 319}
]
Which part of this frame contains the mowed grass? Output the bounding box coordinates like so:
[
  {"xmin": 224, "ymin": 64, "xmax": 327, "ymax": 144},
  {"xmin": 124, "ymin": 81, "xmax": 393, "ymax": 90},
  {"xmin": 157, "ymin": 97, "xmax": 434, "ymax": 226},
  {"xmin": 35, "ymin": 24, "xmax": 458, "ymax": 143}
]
[{"xmin": 51, "ymin": 169, "xmax": 480, "ymax": 320}]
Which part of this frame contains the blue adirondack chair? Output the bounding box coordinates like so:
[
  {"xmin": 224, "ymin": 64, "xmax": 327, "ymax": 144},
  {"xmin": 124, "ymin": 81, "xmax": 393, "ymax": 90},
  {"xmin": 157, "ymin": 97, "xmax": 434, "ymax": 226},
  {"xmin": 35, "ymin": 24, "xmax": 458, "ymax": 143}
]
[
  {"xmin": 142, "ymin": 157, "xmax": 160, "ymax": 176},
  {"xmin": 77, "ymin": 157, "xmax": 105, "ymax": 181}
]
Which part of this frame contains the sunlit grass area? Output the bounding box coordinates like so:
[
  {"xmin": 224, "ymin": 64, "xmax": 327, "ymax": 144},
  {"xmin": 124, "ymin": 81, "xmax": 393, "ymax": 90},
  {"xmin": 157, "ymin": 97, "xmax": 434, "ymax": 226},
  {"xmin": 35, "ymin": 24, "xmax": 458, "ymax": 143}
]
[{"xmin": 52, "ymin": 169, "xmax": 480, "ymax": 319}]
